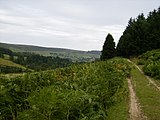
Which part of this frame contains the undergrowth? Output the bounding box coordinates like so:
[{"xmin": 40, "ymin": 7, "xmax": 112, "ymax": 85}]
[{"xmin": 0, "ymin": 58, "xmax": 131, "ymax": 120}]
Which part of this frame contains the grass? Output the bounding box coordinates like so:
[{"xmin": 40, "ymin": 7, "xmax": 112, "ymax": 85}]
[
  {"xmin": 107, "ymin": 78, "xmax": 129, "ymax": 120},
  {"xmin": 107, "ymin": 100, "xmax": 129, "ymax": 120},
  {"xmin": 131, "ymin": 66, "xmax": 160, "ymax": 119},
  {"xmin": 154, "ymin": 79, "xmax": 160, "ymax": 86},
  {"xmin": 0, "ymin": 58, "xmax": 26, "ymax": 69},
  {"xmin": 3, "ymin": 54, "xmax": 10, "ymax": 60}
]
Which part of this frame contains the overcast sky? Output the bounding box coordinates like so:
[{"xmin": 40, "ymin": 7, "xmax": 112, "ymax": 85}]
[{"xmin": 0, "ymin": 0, "xmax": 159, "ymax": 50}]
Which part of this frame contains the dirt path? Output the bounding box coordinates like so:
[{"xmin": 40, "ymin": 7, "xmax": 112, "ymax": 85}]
[
  {"xmin": 127, "ymin": 60, "xmax": 160, "ymax": 91},
  {"xmin": 128, "ymin": 77, "xmax": 142, "ymax": 120}
]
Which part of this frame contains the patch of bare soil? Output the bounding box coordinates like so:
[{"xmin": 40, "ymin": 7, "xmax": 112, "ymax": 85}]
[{"xmin": 128, "ymin": 77, "xmax": 142, "ymax": 120}]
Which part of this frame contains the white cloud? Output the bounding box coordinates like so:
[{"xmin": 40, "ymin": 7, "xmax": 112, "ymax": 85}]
[
  {"xmin": 0, "ymin": 7, "xmax": 124, "ymax": 47},
  {"xmin": 0, "ymin": 0, "xmax": 159, "ymax": 50}
]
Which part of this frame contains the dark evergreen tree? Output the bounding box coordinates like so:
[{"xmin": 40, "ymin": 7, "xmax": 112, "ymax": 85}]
[
  {"xmin": 117, "ymin": 7, "xmax": 160, "ymax": 57},
  {"xmin": 0, "ymin": 47, "xmax": 13, "ymax": 56},
  {"xmin": 12, "ymin": 53, "xmax": 72, "ymax": 71},
  {"xmin": 101, "ymin": 33, "xmax": 116, "ymax": 60},
  {"xmin": 147, "ymin": 7, "xmax": 160, "ymax": 49}
]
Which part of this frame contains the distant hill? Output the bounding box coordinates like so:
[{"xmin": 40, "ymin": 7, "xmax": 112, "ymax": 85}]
[
  {"xmin": 0, "ymin": 42, "xmax": 100, "ymax": 62},
  {"xmin": 0, "ymin": 46, "xmax": 72, "ymax": 71}
]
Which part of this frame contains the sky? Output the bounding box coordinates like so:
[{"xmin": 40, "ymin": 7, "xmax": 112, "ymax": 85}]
[{"xmin": 0, "ymin": 0, "xmax": 159, "ymax": 51}]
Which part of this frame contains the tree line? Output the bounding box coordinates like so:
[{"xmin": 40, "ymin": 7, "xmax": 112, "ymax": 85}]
[
  {"xmin": 14, "ymin": 53, "xmax": 72, "ymax": 71},
  {"xmin": 0, "ymin": 47, "xmax": 72, "ymax": 71},
  {"xmin": 101, "ymin": 7, "xmax": 160, "ymax": 60}
]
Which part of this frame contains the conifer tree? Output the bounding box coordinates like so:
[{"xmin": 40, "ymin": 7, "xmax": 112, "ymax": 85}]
[
  {"xmin": 116, "ymin": 7, "xmax": 160, "ymax": 57},
  {"xmin": 101, "ymin": 33, "xmax": 116, "ymax": 60}
]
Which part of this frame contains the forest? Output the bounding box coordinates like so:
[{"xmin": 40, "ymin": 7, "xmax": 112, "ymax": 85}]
[
  {"xmin": 0, "ymin": 47, "xmax": 72, "ymax": 72},
  {"xmin": 116, "ymin": 7, "xmax": 160, "ymax": 57}
]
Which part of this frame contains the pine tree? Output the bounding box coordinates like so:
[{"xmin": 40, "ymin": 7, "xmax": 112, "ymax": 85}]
[
  {"xmin": 101, "ymin": 33, "xmax": 116, "ymax": 60},
  {"xmin": 116, "ymin": 7, "xmax": 160, "ymax": 57}
]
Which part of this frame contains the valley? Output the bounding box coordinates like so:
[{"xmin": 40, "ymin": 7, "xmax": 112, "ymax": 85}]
[
  {"xmin": 0, "ymin": 5, "xmax": 160, "ymax": 120},
  {"xmin": 0, "ymin": 42, "xmax": 100, "ymax": 62}
]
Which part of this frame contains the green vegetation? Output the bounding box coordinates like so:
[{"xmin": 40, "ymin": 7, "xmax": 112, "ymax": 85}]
[
  {"xmin": 0, "ymin": 6, "xmax": 160, "ymax": 120},
  {"xmin": 0, "ymin": 58, "xmax": 25, "ymax": 68},
  {"xmin": 131, "ymin": 66, "xmax": 160, "ymax": 119},
  {"xmin": 0, "ymin": 58, "xmax": 131, "ymax": 120},
  {"xmin": 0, "ymin": 47, "xmax": 72, "ymax": 72},
  {"xmin": 0, "ymin": 42, "xmax": 100, "ymax": 62},
  {"xmin": 107, "ymin": 79, "xmax": 129, "ymax": 120},
  {"xmin": 13, "ymin": 53, "xmax": 72, "ymax": 71},
  {"xmin": 0, "ymin": 47, "xmax": 13, "ymax": 57},
  {"xmin": 0, "ymin": 58, "xmax": 28, "ymax": 73},
  {"xmin": 130, "ymin": 49, "xmax": 160, "ymax": 119},
  {"xmin": 117, "ymin": 7, "xmax": 160, "ymax": 57},
  {"xmin": 138, "ymin": 49, "xmax": 160, "ymax": 79},
  {"xmin": 101, "ymin": 33, "xmax": 116, "ymax": 60}
]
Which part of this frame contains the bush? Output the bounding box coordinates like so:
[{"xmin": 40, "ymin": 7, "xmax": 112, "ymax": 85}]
[
  {"xmin": 0, "ymin": 66, "xmax": 26, "ymax": 73},
  {"xmin": 137, "ymin": 59, "xmax": 145, "ymax": 65},
  {"xmin": 139, "ymin": 49, "xmax": 160, "ymax": 79},
  {"xmin": 0, "ymin": 58, "xmax": 131, "ymax": 120},
  {"xmin": 143, "ymin": 61, "xmax": 160, "ymax": 79}
]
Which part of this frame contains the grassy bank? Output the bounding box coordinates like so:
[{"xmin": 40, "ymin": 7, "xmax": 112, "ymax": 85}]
[
  {"xmin": 107, "ymin": 78, "xmax": 129, "ymax": 120},
  {"xmin": 131, "ymin": 66, "xmax": 160, "ymax": 119}
]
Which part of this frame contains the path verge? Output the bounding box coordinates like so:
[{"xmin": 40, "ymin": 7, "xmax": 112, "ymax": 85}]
[
  {"xmin": 127, "ymin": 77, "xmax": 142, "ymax": 120},
  {"xmin": 127, "ymin": 60, "xmax": 160, "ymax": 91}
]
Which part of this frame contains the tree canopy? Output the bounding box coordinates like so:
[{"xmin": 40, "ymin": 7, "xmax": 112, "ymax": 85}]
[
  {"xmin": 101, "ymin": 33, "xmax": 116, "ymax": 60},
  {"xmin": 0, "ymin": 47, "xmax": 72, "ymax": 72},
  {"xmin": 116, "ymin": 7, "xmax": 160, "ymax": 57}
]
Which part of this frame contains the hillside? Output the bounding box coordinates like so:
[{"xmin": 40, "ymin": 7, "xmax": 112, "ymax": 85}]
[
  {"xmin": 1, "ymin": 5, "xmax": 160, "ymax": 120},
  {"xmin": 1, "ymin": 50, "xmax": 160, "ymax": 119},
  {"xmin": 0, "ymin": 58, "xmax": 28, "ymax": 73},
  {"xmin": 0, "ymin": 58, "xmax": 131, "ymax": 119},
  {"xmin": 0, "ymin": 42, "xmax": 100, "ymax": 62},
  {"xmin": 0, "ymin": 47, "xmax": 72, "ymax": 71},
  {"xmin": 0, "ymin": 58, "xmax": 25, "ymax": 68}
]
